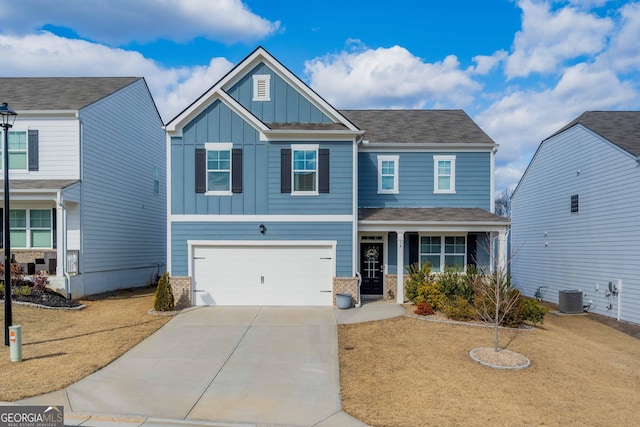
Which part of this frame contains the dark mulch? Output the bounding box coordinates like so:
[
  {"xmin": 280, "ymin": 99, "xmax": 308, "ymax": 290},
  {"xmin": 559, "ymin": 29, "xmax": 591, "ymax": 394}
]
[{"xmin": 1, "ymin": 285, "xmax": 82, "ymax": 309}]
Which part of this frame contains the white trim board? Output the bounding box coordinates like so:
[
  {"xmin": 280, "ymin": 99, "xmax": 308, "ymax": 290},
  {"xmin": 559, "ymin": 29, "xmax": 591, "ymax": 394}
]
[{"xmin": 172, "ymin": 214, "xmax": 354, "ymax": 222}]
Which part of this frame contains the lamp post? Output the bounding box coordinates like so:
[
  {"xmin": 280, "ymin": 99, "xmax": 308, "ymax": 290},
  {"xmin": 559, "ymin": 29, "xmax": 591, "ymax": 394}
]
[{"xmin": 1, "ymin": 102, "xmax": 17, "ymax": 347}]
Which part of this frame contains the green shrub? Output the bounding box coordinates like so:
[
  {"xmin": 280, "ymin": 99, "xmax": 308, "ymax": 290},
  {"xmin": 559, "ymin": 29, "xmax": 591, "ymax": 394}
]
[
  {"xmin": 16, "ymin": 285, "xmax": 32, "ymax": 297},
  {"xmin": 405, "ymin": 262, "xmax": 432, "ymax": 303},
  {"xmin": 524, "ymin": 298, "xmax": 549, "ymax": 325},
  {"xmin": 415, "ymin": 281, "xmax": 448, "ymax": 310},
  {"xmin": 473, "ymin": 273, "xmax": 526, "ymax": 327},
  {"xmin": 154, "ymin": 272, "xmax": 175, "ymax": 312},
  {"xmin": 414, "ymin": 301, "xmax": 434, "ymax": 316},
  {"xmin": 443, "ymin": 296, "xmax": 476, "ymax": 321},
  {"xmin": 439, "ymin": 267, "xmax": 474, "ymax": 303}
]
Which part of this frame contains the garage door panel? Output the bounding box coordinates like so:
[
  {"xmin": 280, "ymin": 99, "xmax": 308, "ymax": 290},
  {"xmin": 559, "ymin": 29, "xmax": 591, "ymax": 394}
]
[{"xmin": 193, "ymin": 244, "xmax": 333, "ymax": 306}]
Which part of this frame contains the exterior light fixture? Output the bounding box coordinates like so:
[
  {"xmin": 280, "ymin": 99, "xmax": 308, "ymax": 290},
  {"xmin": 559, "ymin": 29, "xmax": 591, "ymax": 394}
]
[
  {"xmin": 0, "ymin": 102, "xmax": 18, "ymax": 347},
  {"xmin": 259, "ymin": 224, "xmax": 266, "ymax": 234}
]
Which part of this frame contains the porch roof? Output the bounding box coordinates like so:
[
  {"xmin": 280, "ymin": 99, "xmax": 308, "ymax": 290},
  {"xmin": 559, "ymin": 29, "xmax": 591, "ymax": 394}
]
[
  {"xmin": 359, "ymin": 207, "xmax": 510, "ymax": 225},
  {"xmin": 0, "ymin": 179, "xmax": 80, "ymax": 192}
]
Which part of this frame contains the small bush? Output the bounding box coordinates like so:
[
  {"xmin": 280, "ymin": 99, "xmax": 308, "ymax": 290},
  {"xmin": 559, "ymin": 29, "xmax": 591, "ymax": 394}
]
[
  {"xmin": 405, "ymin": 262, "xmax": 432, "ymax": 303},
  {"xmin": 16, "ymin": 285, "xmax": 32, "ymax": 297},
  {"xmin": 443, "ymin": 296, "xmax": 476, "ymax": 321},
  {"xmin": 414, "ymin": 301, "xmax": 434, "ymax": 316},
  {"xmin": 154, "ymin": 272, "xmax": 175, "ymax": 312},
  {"xmin": 524, "ymin": 298, "xmax": 549, "ymax": 325},
  {"xmin": 439, "ymin": 267, "xmax": 473, "ymax": 302},
  {"xmin": 32, "ymin": 272, "xmax": 49, "ymax": 292},
  {"xmin": 415, "ymin": 281, "xmax": 448, "ymax": 310}
]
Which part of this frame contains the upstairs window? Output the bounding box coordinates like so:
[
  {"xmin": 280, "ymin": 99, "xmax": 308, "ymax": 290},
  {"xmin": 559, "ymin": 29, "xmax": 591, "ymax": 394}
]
[
  {"xmin": 153, "ymin": 166, "xmax": 160, "ymax": 195},
  {"xmin": 571, "ymin": 194, "xmax": 579, "ymax": 213},
  {"xmin": 434, "ymin": 155, "xmax": 456, "ymax": 193},
  {"xmin": 0, "ymin": 131, "xmax": 27, "ymax": 171},
  {"xmin": 292, "ymin": 145, "xmax": 317, "ymax": 194},
  {"xmin": 206, "ymin": 143, "xmax": 232, "ymax": 195},
  {"xmin": 252, "ymin": 74, "xmax": 271, "ymax": 101},
  {"xmin": 377, "ymin": 155, "xmax": 399, "ymax": 194}
]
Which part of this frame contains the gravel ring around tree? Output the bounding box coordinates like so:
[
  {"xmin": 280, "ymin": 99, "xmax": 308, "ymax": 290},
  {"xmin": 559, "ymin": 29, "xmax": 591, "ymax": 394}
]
[{"xmin": 469, "ymin": 347, "xmax": 531, "ymax": 370}]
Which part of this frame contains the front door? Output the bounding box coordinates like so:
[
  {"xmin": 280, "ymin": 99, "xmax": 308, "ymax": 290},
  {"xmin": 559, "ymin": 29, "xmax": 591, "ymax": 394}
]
[{"xmin": 360, "ymin": 242, "xmax": 383, "ymax": 295}]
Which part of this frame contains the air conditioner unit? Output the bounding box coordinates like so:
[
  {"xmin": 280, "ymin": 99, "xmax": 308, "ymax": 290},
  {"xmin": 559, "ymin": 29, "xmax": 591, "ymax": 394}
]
[{"xmin": 559, "ymin": 290, "xmax": 583, "ymax": 314}]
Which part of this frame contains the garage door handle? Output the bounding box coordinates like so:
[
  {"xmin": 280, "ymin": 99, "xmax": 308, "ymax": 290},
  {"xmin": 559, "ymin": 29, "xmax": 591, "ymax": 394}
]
[
  {"xmin": 193, "ymin": 257, "xmax": 205, "ymax": 260},
  {"xmin": 193, "ymin": 290, "xmax": 206, "ymax": 293},
  {"xmin": 320, "ymin": 290, "xmax": 332, "ymax": 293},
  {"xmin": 320, "ymin": 257, "xmax": 332, "ymax": 260}
]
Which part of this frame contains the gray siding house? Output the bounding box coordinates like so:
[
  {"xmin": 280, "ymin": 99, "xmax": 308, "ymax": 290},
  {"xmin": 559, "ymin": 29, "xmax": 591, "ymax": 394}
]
[
  {"xmin": 0, "ymin": 77, "xmax": 166, "ymax": 297},
  {"xmin": 511, "ymin": 111, "xmax": 640, "ymax": 325},
  {"xmin": 166, "ymin": 47, "xmax": 509, "ymax": 307}
]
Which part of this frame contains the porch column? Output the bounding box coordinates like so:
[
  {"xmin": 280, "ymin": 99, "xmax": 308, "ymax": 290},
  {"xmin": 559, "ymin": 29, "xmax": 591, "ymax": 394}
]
[
  {"xmin": 497, "ymin": 229, "xmax": 507, "ymax": 272},
  {"xmin": 396, "ymin": 230, "xmax": 406, "ymax": 304}
]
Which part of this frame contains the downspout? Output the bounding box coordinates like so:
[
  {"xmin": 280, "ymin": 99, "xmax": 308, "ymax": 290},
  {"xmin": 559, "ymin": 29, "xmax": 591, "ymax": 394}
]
[{"xmin": 56, "ymin": 193, "xmax": 70, "ymax": 299}]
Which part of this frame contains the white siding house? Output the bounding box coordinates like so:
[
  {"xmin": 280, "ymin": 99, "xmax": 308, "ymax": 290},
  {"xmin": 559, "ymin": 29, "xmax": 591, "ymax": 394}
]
[
  {"xmin": 0, "ymin": 77, "xmax": 166, "ymax": 297},
  {"xmin": 511, "ymin": 111, "xmax": 640, "ymax": 325}
]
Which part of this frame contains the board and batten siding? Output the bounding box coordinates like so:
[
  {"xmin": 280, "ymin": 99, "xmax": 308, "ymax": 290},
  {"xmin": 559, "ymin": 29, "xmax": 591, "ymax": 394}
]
[
  {"xmin": 226, "ymin": 62, "xmax": 333, "ymax": 124},
  {"xmin": 171, "ymin": 221, "xmax": 353, "ymax": 278},
  {"xmin": 358, "ymin": 151, "xmax": 491, "ymax": 209},
  {"xmin": 9, "ymin": 116, "xmax": 80, "ymax": 180},
  {"xmin": 511, "ymin": 126, "xmax": 640, "ymax": 325},
  {"xmin": 79, "ymin": 79, "xmax": 166, "ymax": 287}
]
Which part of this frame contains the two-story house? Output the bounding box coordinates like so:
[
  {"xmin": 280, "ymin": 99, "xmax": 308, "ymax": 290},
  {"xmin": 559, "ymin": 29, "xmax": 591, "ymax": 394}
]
[
  {"xmin": 0, "ymin": 77, "xmax": 166, "ymax": 298},
  {"xmin": 165, "ymin": 47, "xmax": 509, "ymax": 307}
]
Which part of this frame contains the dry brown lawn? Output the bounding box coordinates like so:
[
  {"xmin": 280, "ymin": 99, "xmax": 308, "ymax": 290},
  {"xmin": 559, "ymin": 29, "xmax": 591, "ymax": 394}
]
[
  {"xmin": 0, "ymin": 287, "xmax": 170, "ymax": 401},
  {"xmin": 339, "ymin": 311, "xmax": 640, "ymax": 427}
]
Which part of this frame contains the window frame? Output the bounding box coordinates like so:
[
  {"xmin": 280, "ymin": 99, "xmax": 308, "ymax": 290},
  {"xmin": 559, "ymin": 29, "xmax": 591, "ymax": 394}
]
[
  {"xmin": 377, "ymin": 155, "xmax": 399, "ymax": 194},
  {"xmin": 291, "ymin": 144, "xmax": 319, "ymax": 196},
  {"xmin": 153, "ymin": 166, "xmax": 160, "ymax": 195},
  {"xmin": 570, "ymin": 194, "xmax": 579, "ymax": 213},
  {"xmin": 1, "ymin": 130, "xmax": 29, "ymax": 172},
  {"xmin": 205, "ymin": 142, "xmax": 233, "ymax": 196},
  {"xmin": 252, "ymin": 74, "xmax": 271, "ymax": 101},
  {"xmin": 419, "ymin": 234, "xmax": 467, "ymax": 273},
  {"xmin": 433, "ymin": 155, "xmax": 456, "ymax": 194},
  {"xmin": 9, "ymin": 208, "xmax": 53, "ymax": 249}
]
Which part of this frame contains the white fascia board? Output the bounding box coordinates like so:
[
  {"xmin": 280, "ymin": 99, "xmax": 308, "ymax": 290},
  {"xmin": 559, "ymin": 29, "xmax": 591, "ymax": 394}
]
[
  {"xmin": 358, "ymin": 221, "xmax": 511, "ymax": 233},
  {"xmin": 172, "ymin": 214, "xmax": 354, "ymax": 222},
  {"xmin": 188, "ymin": 239, "xmax": 337, "ymax": 248},
  {"xmin": 262, "ymin": 130, "xmax": 364, "ymax": 141},
  {"xmin": 358, "ymin": 142, "xmax": 496, "ymax": 152},
  {"xmin": 222, "ymin": 48, "xmax": 361, "ymax": 132},
  {"xmin": 165, "ymin": 91, "xmax": 268, "ymax": 138},
  {"xmin": 14, "ymin": 110, "xmax": 78, "ymax": 117}
]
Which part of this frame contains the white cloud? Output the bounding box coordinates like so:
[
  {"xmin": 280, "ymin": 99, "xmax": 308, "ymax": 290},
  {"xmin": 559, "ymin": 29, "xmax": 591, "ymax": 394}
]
[
  {"xmin": 304, "ymin": 45, "xmax": 481, "ymax": 109},
  {"xmin": 0, "ymin": 0, "xmax": 280, "ymax": 45},
  {"xmin": 0, "ymin": 32, "xmax": 233, "ymax": 121},
  {"xmin": 596, "ymin": 2, "xmax": 640, "ymax": 73},
  {"xmin": 471, "ymin": 50, "xmax": 508, "ymax": 75},
  {"xmin": 505, "ymin": 0, "xmax": 613, "ymax": 78}
]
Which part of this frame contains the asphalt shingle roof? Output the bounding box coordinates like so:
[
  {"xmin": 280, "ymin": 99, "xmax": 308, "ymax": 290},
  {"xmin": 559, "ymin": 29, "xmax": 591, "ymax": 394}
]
[
  {"xmin": 359, "ymin": 207, "xmax": 510, "ymax": 223},
  {"xmin": 340, "ymin": 110, "xmax": 495, "ymax": 145},
  {"xmin": 0, "ymin": 77, "xmax": 141, "ymax": 111},
  {"xmin": 548, "ymin": 111, "xmax": 640, "ymax": 157}
]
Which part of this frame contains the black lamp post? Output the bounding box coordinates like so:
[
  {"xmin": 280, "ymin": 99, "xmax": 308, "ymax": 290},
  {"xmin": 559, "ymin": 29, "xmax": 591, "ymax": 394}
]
[{"xmin": 1, "ymin": 102, "xmax": 17, "ymax": 347}]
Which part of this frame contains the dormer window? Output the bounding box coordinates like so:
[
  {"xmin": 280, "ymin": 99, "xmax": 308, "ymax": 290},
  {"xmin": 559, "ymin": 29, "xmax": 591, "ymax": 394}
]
[{"xmin": 252, "ymin": 74, "xmax": 271, "ymax": 101}]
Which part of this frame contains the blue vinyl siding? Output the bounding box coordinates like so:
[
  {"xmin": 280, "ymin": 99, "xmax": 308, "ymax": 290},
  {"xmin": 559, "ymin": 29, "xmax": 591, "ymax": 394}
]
[
  {"xmin": 358, "ymin": 151, "xmax": 491, "ymax": 209},
  {"xmin": 171, "ymin": 221, "xmax": 353, "ymax": 277},
  {"xmin": 226, "ymin": 63, "xmax": 333, "ymax": 124}
]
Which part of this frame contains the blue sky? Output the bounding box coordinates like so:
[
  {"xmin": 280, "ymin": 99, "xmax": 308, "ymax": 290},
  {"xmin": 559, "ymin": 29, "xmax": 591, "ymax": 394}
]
[{"xmin": 0, "ymin": 0, "xmax": 639, "ymax": 194}]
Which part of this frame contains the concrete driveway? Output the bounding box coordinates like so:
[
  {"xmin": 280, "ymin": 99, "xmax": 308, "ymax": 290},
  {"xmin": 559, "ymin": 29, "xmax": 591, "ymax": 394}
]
[{"xmin": 21, "ymin": 306, "xmax": 365, "ymax": 426}]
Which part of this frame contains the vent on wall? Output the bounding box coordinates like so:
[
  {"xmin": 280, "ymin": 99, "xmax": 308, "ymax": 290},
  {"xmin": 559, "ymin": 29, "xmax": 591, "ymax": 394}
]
[{"xmin": 559, "ymin": 290, "xmax": 583, "ymax": 314}]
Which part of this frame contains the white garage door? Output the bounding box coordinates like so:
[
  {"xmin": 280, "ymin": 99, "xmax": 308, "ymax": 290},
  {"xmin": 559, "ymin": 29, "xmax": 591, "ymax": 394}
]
[{"xmin": 192, "ymin": 242, "xmax": 334, "ymax": 306}]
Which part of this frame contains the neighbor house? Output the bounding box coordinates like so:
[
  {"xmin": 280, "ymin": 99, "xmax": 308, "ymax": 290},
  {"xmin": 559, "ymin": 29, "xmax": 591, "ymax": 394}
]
[
  {"xmin": 0, "ymin": 77, "xmax": 166, "ymax": 297},
  {"xmin": 511, "ymin": 111, "xmax": 640, "ymax": 325},
  {"xmin": 165, "ymin": 47, "xmax": 509, "ymax": 307}
]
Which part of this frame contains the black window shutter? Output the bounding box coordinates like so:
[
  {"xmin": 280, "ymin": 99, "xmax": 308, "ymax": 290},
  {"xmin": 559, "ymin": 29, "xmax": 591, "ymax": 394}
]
[
  {"xmin": 466, "ymin": 234, "xmax": 477, "ymax": 267},
  {"xmin": 28, "ymin": 130, "xmax": 39, "ymax": 171},
  {"xmin": 231, "ymin": 148, "xmax": 243, "ymax": 193},
  {"xmin": 0, "ymin": 208, "xmax": 3, "ymax": 249},
  {"xmin": 408, "ymin": 233, "xmax": 419, "ymax": 265},
  {"xmin": 281, "ymin": 149, "xmax": 291, "ymax": 193},
  {"xmin": 318, "ymin": 149, "xmax": 330, "ymax": 193},
  {"xmin": 195, "ymin": 148, "xmax": 206, "ymax": 193},
  {"xmin": 52, "ymin": 208, "xmax": 57, "ymax": 249}
]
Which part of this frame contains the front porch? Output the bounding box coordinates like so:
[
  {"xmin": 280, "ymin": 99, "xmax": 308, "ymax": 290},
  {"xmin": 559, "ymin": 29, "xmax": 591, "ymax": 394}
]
[{"xmin": 358, "ymin": 207, "xmax": 511, "ymax": 303}]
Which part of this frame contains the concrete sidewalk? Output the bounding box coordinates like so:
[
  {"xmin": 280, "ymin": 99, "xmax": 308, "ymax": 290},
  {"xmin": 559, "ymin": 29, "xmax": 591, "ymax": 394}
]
[{"xmin": 13, "ymin": 301, "xmax": 404, "ymax": 426}]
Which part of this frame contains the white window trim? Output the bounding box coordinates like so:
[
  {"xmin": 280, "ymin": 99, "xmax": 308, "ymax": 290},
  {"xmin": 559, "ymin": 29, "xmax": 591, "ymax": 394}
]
[
  {"xmin": 377, "ymin": 155, "xmax": 399, "ymax": 194},
  {"xmin": 1, "ymin": 129, "xmax": 29, "ymax": 173},
  {"xmin": 419, "ymin": 234, "xmax": 467, "ymax": 273},
  {"xmin": 10, "ymin": 208, "xmax": 53, "ymax": 249},
  {"xmin": 205, "ymin": 142, "xmax": 233, "ymax": 196},
  {"xmin": 252, "ymin": 74, "xmax": 271, "ymax": 101},
  {"xmin": 291, "ymin": 144, "xmax": 319, "ymax": 196},
  {"xmin": 433, "ymin": 155, "xmax": 456, "ymax": 194}
]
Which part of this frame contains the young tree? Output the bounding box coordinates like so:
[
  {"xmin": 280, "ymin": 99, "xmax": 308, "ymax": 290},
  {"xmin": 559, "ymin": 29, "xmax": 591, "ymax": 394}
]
[{"xmin": 494, "ymin": 187, "xmax": 513, "ymax": 217}]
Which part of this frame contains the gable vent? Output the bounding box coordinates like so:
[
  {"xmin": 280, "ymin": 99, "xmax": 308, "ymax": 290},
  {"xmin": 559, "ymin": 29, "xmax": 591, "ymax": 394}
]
[{"xmin": 252, "ymin": 74, "xmax": 271, "ymax": 101}]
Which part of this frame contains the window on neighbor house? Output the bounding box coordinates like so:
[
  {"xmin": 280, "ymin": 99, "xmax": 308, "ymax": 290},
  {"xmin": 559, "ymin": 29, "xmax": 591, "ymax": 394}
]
[
  {"xmin": 153, "ymin": 166, "xmax": 160, "ymax": 195},
  {"xmin": 0, "ymin": 131, "xmax": 28, "ymax": 171},
  {"xmin": 206, "ymin": 143, "xmax": 232, "ymax": 194},
  {"xmin": 571, "ymin": 194, "xmax": 579, "ymax": 213},
  {"xmin": 378, "ymin": 155, "xmax": 399, "ymax": 194},
  {"xmin": 10, "ymin": 209, "xmax": 52, "ymax": 248},
  {"xmin": 420, "ymin": 235, "xmax": 466, "ymax": 272},
  {"xmin": 434, "ymin": 155, "xmax": 456, "ymax": 193},
  {"xmin": 252, "ymin": 74, "xmax": 271, "ymax": 101},
  {"xmin": 292, "ymin": 146, "xmax": 317, "ymax": 194}
]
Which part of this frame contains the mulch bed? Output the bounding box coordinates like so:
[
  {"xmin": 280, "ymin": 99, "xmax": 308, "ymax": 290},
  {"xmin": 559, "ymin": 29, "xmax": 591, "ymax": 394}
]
[{"xmin": 1, "ymin": 285, "xmax": 83, "ymax": 309}]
